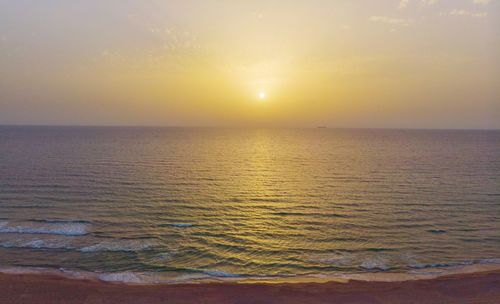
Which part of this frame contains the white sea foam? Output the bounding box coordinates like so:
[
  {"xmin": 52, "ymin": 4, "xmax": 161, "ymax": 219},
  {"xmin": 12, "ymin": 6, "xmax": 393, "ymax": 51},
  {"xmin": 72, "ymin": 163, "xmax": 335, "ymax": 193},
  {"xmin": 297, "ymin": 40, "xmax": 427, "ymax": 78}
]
[
  {"xmin": 0, "ymin": 233, "xmax": 156, "ymax": 252},
  {"xmin": 97, "ymin": 271, "xmax": 236, "ymax": 284},
  {"xmin": 150, "ymin": 251, "xmax": 178, "ymax": 263},
  {"xmin": 479, "ymin": 258, "xmax": 500, "ymax": 264},
  {"xmin": 409, "ymin": 261, "xmax": 471, "ymax": 269},
  {"xmin": 203, "ymin": 270, "xmax": 241, "ymax": 278},
  {"xmin": 98, "ymin": 272, "xmax": 148, "ymax": 283},
  {"xmin": 80, "ymin": 239, "xmax": 157, "ymax": 253},
  {"xmin": 0, "ymin": 221, "xmax": 88, "ymax": 236},
  {"xmin": 360, "ymin": 256, "xmax": 390, "ymax": 271},
  {"xmin": 0, "ymin": 238, "xmax": 74, "ymax": 250},
  {"xmin": 0, "ymin": 266, "xmax": 48, "ymax": 275},
  {"xmin": 171, "ymin": 223, "xmax": 194, "ymax": 228},
  {"xmin": 1, "ymin": 260, "xmax": 500, "ymax": 285},
  {"xmin": 57, "ymin": 268, "xmax": 98, "ymax": 280}
]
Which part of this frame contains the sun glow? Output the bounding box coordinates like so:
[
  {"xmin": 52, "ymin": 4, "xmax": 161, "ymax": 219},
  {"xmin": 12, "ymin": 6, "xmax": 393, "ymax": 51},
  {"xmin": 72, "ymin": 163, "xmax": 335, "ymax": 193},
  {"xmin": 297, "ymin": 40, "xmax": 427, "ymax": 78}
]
[{"xmin": 258, "ymin": 91, "xmax": 267, "ymax": 100}]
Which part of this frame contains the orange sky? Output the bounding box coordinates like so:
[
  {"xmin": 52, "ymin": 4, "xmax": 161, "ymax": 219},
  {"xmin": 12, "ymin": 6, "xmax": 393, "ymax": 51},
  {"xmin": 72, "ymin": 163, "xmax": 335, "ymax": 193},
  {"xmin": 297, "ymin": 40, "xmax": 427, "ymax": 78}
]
[{"xmin": 0, "ymin": 0, "xmax": 499, "ymax": 128}]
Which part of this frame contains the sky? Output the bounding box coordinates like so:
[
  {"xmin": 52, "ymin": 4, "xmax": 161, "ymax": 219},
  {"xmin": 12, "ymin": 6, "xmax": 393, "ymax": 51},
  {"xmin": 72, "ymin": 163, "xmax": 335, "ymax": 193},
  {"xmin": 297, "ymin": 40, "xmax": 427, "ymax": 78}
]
[{"xmin": 0, "ymin": 0, "xmax": 499, "ymax": 128}]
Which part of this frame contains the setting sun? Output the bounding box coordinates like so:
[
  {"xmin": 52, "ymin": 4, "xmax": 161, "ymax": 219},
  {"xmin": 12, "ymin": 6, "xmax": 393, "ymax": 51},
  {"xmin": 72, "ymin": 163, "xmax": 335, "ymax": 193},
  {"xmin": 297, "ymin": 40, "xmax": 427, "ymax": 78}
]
[{"xmin": 258, "ymin": 92, "xmax": 267, "ymax": 100}]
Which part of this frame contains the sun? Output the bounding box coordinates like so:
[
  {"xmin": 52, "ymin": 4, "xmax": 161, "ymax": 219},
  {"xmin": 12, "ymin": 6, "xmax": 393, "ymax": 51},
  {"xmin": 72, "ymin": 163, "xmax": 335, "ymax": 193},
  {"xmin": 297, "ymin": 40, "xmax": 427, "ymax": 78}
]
[{"xmin": 258, "ymin": 91, "xmax": 267, "ymax": 100}]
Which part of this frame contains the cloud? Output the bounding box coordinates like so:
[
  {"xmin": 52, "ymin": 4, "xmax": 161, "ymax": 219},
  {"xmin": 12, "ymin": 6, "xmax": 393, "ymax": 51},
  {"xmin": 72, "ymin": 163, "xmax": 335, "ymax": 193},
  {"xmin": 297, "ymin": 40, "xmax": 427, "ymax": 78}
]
[
  {"xmin": 399, "ymin": 0, "xmax": 438, "ymax": 9},
  {"xmin": 370, "ymin": 16, "xmax": 414, "ymax": 27},
  {"xmin": 442, "ymin": 9, "xmax": 488, "ymax": 17},
  {"xmin": 421, "ymin": 0, "xmax": 438, "ymax": 5},
  {"xmin": 472, "ymin": 0, "xmax": 490, "ymax": 5},
  {"xmin": 399, "ymin": 0, "xmax": 410, "ymax": 9}
]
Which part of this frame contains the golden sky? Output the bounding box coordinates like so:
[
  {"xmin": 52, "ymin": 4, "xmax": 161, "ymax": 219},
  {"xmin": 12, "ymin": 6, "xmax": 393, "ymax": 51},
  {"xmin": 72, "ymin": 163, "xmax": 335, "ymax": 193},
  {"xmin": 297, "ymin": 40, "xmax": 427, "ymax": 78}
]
[{"xmin": 0, "ymin": 0, "xmax": 499, "ymax": 128}]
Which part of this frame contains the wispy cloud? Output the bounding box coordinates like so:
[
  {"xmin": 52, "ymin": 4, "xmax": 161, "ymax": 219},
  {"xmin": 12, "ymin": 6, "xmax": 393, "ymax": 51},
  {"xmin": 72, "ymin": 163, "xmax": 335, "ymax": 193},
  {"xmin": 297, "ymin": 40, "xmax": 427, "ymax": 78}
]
[
  {"xmin": 399, "ymin": 0, "xmax": 410, "ymax": 9},
  {"xmin": 442, "ymin": 9, "xmax": 488, "ymax": 17},
  {"xmin": 399, "ymin": 0, "xmax": 438, "ymax": 9},
  {"xmin": 421, "ymin": 0, "xmax": 438, "ymax": 5},
  {"xmin": 370, "ymin": 16, "xmax": 414, "ymax": 26},
  {"xmin": 472, "ymin": 0, "xmax": 491, "ymax": 5}
]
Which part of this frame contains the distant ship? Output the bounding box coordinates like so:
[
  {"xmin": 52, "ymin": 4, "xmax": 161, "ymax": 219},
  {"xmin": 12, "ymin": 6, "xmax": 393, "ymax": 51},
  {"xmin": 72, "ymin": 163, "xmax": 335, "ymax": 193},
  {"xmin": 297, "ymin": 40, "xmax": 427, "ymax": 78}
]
[{"xmin": 317, "ymin": 126, "xmax": 327, "ymax": 129}]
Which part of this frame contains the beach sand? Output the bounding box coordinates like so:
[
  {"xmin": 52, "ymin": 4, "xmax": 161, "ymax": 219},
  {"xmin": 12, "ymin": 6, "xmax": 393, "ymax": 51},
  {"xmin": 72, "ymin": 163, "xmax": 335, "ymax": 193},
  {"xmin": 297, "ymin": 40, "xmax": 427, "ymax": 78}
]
[{"xmin": 0, "ymin": 270, "xmax": 499, "ymax": 304}]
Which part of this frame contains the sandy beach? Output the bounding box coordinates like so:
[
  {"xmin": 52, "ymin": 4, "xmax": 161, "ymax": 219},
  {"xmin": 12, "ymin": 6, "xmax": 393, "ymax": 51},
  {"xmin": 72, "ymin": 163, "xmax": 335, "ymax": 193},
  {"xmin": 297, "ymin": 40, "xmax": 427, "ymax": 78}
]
[{"xmin": 1, "ymin": 270, "xmax": 499, "ymax": 304}]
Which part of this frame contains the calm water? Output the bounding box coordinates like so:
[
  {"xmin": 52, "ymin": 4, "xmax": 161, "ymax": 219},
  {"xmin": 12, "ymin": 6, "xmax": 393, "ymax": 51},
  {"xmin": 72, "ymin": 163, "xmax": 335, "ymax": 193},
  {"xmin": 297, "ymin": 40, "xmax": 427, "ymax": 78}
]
[{"xmin": 0, "ymin": 126, "xmax": 499, "ymax": 282}]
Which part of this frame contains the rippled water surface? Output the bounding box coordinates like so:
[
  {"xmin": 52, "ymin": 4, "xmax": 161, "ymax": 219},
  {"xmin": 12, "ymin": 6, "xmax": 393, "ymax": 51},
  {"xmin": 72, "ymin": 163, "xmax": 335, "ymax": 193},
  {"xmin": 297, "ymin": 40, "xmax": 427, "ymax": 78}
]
[{"xmin": 0, "ymin": 127, "xmax": 499, "ymax": 281}]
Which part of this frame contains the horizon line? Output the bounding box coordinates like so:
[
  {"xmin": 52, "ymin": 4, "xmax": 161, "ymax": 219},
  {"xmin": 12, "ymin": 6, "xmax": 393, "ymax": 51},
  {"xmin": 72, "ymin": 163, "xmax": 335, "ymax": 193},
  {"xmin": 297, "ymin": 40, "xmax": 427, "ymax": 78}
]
[{"xmin": 0, "ymin": 124, "xmax": 499, "ymax": 131}]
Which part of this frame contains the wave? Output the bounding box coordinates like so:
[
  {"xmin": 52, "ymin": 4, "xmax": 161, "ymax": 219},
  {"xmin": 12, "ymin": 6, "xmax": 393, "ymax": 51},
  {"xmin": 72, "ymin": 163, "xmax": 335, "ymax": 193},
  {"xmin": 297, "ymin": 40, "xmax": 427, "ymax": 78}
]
[
  {"xmin": 29, "ymin": 219, "xmax": 92, "ymax": 224},
  {"xmin": 407, "ymin": 258, "xmax": 500, "ymax": 271},
  {"xmin": 170, "ymin": 223, "xmax": 194, "ymax": 228},
  {"xmin": 0, "ymin": 238, "xmax": 74, "ymax": 250},
  {"xmin": 408, "ymin": 261, "xmax": 473, "ymax": 270},
  {"xmin": 0, "ymin": 220, "xmax": 88, "ymax": 236},
  {"xmin": 80, "ymin": 239, "xmax": 157, "ymax": 253},
  {"xmin": 149, "ymin": 252, "xmax": 178, "ymax": 263},
  {"xmin": 1, "ymin": 259, "xmax": 499, "ymax": 285},
  {"xmin": 479, "ymin": 258, "xmax": 500, "ymax": 264},
  {"xmin": 0, "ymin": 233, "xmax": 156, "ymax": 253},
  {"xmin": 360, "ymin": 256, "xmax": 390, "ymax": 271},
  {"xmin": 427, "ymin": 229, "xmax": 447, "ymax": 234},
  {"xmin": 202, "ymin": 270, "xmax": 242, "ymax": 278},
  {"xmin": 272, "ymin": 212, "xmax": 348, "ymax": 218},
  {"xmin": 98, "ymin": 272, "xmax": 151, "ymax": 283},
  {"xmin": 307, "ymin": 251, "xmax": 353, "ymax": 266}
]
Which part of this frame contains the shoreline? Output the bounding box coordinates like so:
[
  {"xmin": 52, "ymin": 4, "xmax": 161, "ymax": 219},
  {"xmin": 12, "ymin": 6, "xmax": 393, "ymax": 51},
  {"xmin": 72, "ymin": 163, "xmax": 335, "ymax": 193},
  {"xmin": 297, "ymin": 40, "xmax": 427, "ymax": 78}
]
[
  {"xmin": 2, "ymin": 262, "xmax": 500, "ymax": 285},
  {"xmin": 1, "ymin": 269, "xmax": 500, "ymax": 304}
]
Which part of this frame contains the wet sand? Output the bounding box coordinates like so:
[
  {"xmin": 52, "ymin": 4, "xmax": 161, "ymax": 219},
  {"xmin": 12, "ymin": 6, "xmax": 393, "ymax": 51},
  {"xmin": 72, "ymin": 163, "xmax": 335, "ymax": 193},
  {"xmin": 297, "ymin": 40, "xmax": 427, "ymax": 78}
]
[{"xmin": 1, "ymin": 270, "xmax": 500, "ymax": 304}]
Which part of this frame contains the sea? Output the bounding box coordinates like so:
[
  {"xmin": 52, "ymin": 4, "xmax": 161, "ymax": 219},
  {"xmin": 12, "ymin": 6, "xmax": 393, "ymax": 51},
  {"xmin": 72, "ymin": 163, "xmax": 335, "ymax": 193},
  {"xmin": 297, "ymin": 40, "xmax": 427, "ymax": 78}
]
[{"xmin": 0, "ymin": 126, "xmax": 499, "ymax": 283}]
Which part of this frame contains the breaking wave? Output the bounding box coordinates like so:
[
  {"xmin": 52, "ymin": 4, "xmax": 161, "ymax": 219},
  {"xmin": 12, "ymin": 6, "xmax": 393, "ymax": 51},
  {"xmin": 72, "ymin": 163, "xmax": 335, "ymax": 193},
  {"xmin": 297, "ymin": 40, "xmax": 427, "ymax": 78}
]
[
  {"xmin": 80, "ymin": 239, "xmax": 157, "ymax": 253},
  {"xmin": 0, "ymin": 220, "xmax": 88, "ymax": 236}
]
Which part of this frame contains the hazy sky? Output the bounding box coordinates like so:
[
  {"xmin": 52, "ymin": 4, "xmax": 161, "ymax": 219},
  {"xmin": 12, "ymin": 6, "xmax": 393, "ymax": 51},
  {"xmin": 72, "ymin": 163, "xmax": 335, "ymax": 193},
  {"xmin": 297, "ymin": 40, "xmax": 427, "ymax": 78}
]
[{"xmin": 0, "ymin": 0, "xmax": 499, "ymax": 128}]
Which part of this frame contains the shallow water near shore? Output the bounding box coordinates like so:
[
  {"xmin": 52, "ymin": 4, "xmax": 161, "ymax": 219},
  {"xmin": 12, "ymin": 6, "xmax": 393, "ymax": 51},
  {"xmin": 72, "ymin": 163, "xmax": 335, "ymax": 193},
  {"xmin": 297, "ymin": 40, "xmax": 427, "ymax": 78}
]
[
  {"xmin": 2, "ymin": 262, "xmax": 500, "ymax": 285},
  {"xmin": 0, "ymin": 126, "xmax": 499, "ymax": 283}
]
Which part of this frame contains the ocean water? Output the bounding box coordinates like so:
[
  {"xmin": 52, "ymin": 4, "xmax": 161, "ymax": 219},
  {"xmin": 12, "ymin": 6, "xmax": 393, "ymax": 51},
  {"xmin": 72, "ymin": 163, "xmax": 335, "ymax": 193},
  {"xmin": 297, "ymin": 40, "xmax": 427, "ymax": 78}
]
[{"xmin": 0, "ymin": 126, "xmax": 499, "ymax": 283}]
